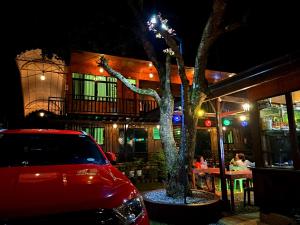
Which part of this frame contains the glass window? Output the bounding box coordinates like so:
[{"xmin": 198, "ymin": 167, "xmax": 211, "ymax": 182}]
[
  {"xmin": 153, "ymin": 127, "xmax": 160, "ymax": 140},
  {"xmin": 258, "ymin": 95, "xmax": 293, "ymax": 168},
  {"xmin": 72, "ymin": 73, "xmax": 116, "ymax": 101},
  {"xmin": 0, "ymin": 133, "xmax": 106, "ymax": 167},
  {"xmin": 224, "ymin": 130, "xmax": 234, "ymax": 144},
  {"xmin": 83, "ymin": 127, "xmax": 105, "ymax": 145},
  {"xmin": 292, "ymin": 90, "xmax": 300, "ymax": 151}
]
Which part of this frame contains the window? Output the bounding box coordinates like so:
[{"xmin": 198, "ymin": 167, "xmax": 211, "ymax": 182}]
[
  {"xmin": 292, "ymin": 90, "xmax": 300, "ymax": 152},
  {"xmin": 118, "ymin": 128, "xmax": 148, "ymax": 161},
  {"xmin": 0, "ymin": 134, "xmax": 106, "ymax": 166},
  {"xmin": 84, "ymin": 127, "xmax": 105, "ymax": 145},
  {"xmin": 153, "ymin": 127, "xmax": 160, "ymax": 140},
  {"xmin": 258, "ymin": 94, "xmax": 293, "ymax": 168},
  {"xmin": 224, "ymin": 130, "xmax": 234, "ymax": 144},
  {"xmin": 72, "ymin": 73, "xmax": 117, "ymax": 101}
]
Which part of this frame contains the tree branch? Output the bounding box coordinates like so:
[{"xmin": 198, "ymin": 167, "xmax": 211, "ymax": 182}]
[
  {"xmin": 127, "ymin": 0, "xmax": 165, "ymax": 78},
  {"xmin": 98, "ymin": 55, "xmax": 161, "ymax": 105}
]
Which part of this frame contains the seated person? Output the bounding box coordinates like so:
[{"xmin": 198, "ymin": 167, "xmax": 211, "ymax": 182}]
[
  {"xmin": 193, "ymin": 156, "xmax": 201, "ymax": 169},
  {"xmin": 193, "ymin": 155, "xmax": 210, "ymax": 190},
  {"xmin": 229, "ymin": 153, "xmax": 248, "ymax": 170}
]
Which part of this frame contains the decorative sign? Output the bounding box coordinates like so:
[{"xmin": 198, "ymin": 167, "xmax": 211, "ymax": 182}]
[{"xmin": 153, "ymin": 127, "xmax": 161, "ymax": 140}]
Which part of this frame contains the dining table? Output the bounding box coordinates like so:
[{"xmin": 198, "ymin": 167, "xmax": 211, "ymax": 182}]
[{"xmin": 192, "ymin": 167, "xmax": 253, "ymax": 211}]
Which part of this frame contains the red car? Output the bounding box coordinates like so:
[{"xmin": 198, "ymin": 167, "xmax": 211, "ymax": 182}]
[{"xmin": 0, "ymin": 129, "xmax": 149, "ymax": 225}]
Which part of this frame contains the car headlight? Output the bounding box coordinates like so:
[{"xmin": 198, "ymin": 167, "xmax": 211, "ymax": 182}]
[{"xmin": 113, "ymin": 195, "xmax": 145, "ymax": 225}]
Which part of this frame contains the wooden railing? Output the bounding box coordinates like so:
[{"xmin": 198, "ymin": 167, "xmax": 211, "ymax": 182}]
[{"xmin": 48, "ymin": 95, "xmax": 158, "ymax": 117}]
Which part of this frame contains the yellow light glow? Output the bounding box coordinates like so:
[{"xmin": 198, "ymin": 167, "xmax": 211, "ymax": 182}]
[
  {"xmin": 156, "ymin": 125, "xmax": 160, "ymax": 129},
  {"xmin": 149, "ymin": 62, "xmax": 153, "ymax": 67},
  {"xmin": 113, "ymin": 123, "xmax": 117, "ymax": 129},
  {"xmin": 40, "ymin": 75, "xmax": 46, "ymax": 81},
  {"xmin": 240, "ymin": 115, "xmax": 247, "ymax": 121},
  {"xmin": 149, "ymin": 73, "xmax": 154, "ymax": 78},
  {"xmin": 197, "ymin": 109, "xmax": 205, "ymax": 117},
  {"xmin": 99, "ymin": 67, "xmax": 104, "ymax": 73}
]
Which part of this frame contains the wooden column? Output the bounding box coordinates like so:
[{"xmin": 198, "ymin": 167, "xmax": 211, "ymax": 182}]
[
  {"xmin": 250, "ymin": 102, "xmax": 264, "ymax": 167},
  {"xmin": 286, "ymin": 93, "xmax": 300, "ymax": 169},
  {"xmin": 215, "ymin": 99, "xmax": 229, "ymax": 207}
]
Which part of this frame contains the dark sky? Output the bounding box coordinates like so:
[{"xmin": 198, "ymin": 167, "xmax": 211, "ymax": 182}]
[
  {"xmin": 1, "ymin": 0, "xmax": 300, "ymax": 126},
  {"xmin": 4, "ymin": 0, "xmax": 300, "ymax": 71}
]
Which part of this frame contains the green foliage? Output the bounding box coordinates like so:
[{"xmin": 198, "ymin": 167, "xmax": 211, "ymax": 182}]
[{"xmin": 148, "ymin": 150, "xmax": 167, "ymax": 182}]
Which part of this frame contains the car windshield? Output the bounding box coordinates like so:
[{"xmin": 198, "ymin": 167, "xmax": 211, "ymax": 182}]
[{"xmin": 0, "ymin": 133, "xmax": 106, "ymax": 167}]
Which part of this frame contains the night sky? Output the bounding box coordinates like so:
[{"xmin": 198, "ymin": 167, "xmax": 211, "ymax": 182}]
[
  {"xmin": 1, "ymin": 0, "xmax": 300, "ymax": 126},
  {"xmin": 4, "ymin": 0, "xmax": 300, "ymax": 70}
]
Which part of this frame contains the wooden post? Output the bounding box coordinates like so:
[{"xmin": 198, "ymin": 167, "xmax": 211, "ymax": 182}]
[
  {"xmin": 286, "ymin": 93, "xmax": 300, "ymax": 169},
  {"xmin": 215, "ymin": 98, "xmax": 229, "ymax": 208}
]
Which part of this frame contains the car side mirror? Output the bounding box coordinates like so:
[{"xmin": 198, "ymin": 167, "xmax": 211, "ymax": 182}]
[{"xmin": 105, "ymin": 152, "xmax": 117, "ymax": 164}]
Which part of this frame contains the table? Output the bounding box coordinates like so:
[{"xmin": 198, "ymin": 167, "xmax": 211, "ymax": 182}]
[{"xmin": 192, "ymin": 167, "xmax": 252, "ymax": 211}]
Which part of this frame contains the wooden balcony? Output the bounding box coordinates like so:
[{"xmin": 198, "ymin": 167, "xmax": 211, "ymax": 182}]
[{"xmin": 48, "ymin": 95, "xmax": 158, "ymax": 118}]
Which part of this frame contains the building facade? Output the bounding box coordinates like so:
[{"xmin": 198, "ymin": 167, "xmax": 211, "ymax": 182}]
[{"xmin": 16, "ymin": 49, "xmax": 250, "ymax": 163}]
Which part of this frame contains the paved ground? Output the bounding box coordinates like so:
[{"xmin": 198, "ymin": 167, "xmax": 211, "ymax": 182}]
[
  {"xmin": 135, "ymin": 182, "xmax": 260, "ymax": 225},
  {"xmin": 136, "ymin": 182, "xmax": 299, "ymax": 225}
]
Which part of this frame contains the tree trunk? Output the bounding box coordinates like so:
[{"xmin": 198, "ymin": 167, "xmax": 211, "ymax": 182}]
[{"xmin": 159, "ymin": 94, "xmax": 185, "ymax": 197}]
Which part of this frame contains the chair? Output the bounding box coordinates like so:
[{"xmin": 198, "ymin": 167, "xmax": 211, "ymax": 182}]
[
  {"xmin": 234, "ymin": 178, "xmax": 246, "ymax": 192},
  {"xmin": 243, "ymin": 178, "xmax": 254, "ymax": 206}
]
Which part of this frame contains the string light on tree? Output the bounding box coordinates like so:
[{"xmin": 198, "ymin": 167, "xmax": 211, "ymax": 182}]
[{"xmin": 148, "ymin": 13, "xmax": 176, "ymax": 56}]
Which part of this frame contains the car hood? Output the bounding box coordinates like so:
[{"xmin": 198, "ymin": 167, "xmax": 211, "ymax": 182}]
[{"xmin": 0, "ymin": 164, "xmax": 137, "ymax": 218}]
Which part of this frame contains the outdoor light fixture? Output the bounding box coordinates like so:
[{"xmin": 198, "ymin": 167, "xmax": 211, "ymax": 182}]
[
  {"xmin": 173, "ymin": 115, "xmax": 181, "ymax": 122},
  {"xmin": 39, "ymin": 112, "xmax": 45, "ymax": 117},
  {"xmin": 222, "ymin": 127, "xmax": 227, "ymax": 131},
  {"xmin": 161, "ymin": 23, "xmax": 168, "ymax": 30},
  {"xmin": 149, "ymin": 73, "xmax": 154, "ymax": 78},
  {"xmin": 156, "ymin": 125, "xmax": 160, "ymax": 129},
  {"xmin": 113, "ymin": 123, "xmax": 117, "ymax": 129},
  {"xmin": 242, "ymin": 103, "xmax": 250, "ymax": 111},
  {"xmin": 197, "ymin": 109, "xmax": 205, "ymax": 117},
  {"xmin": 204, "ymin": 119, "xmax": 212, "ymax": 127},
  {"xmin": 99, "ymin": 67, "xmax": 104, "ymax": 73},
  {"xmin": 241, "ymin": 120, "xmax": 248, "ymax": 127},
  {"xmin": 148, "ymin": 62, "xmax": 152, "ymax": 67},
  {"xmin": 40, "ymin": 74, "xmax": 46, "ymax": 81},
  {"xmin": 150, "ymin": 15, "xmax": 157, "ymax": 24},
  {"xmin": 223, "ymin": 118, "xmax": 231, "ymax": 126},
  {"xmin": 240, "ymin": 115, "xmax": 247, "ymax": 121}
]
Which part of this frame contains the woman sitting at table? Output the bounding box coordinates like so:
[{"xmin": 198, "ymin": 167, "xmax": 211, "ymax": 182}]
[{"xmin": 230, "ymin": 153, "xmax": 248, "ymax": 170}]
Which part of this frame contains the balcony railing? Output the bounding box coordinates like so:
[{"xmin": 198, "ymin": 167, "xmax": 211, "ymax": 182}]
[{"xmin": 48, "ymin": 95, "xmax": 158, "ymax": 117}]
